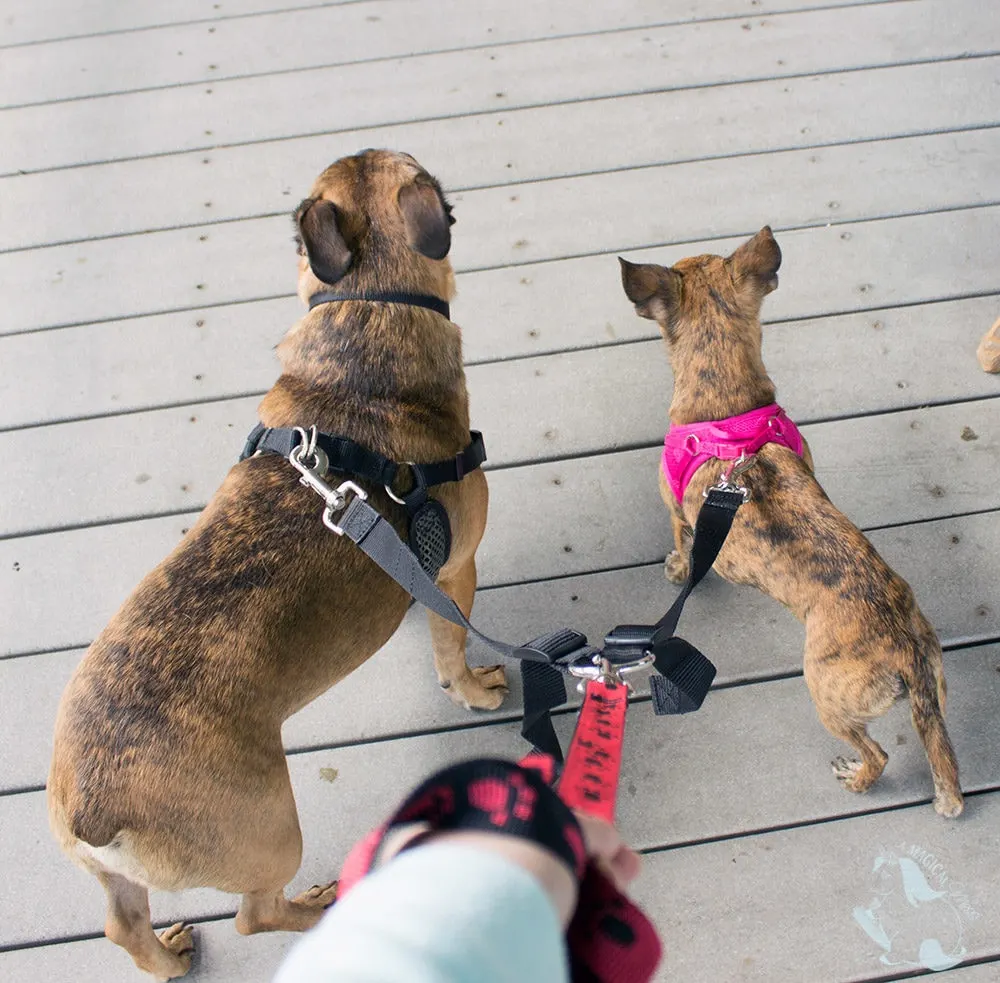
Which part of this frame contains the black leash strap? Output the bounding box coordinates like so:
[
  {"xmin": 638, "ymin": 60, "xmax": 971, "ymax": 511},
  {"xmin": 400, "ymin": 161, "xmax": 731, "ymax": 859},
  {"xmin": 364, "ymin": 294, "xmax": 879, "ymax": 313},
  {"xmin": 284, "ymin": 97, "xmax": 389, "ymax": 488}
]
[
  {"xmin": 338, "ymin": 498, "xmax": 585, "ymax": 664},
  {"xmin": 335, "ymin": 486, "xmax": 745, "ymax": 756}
]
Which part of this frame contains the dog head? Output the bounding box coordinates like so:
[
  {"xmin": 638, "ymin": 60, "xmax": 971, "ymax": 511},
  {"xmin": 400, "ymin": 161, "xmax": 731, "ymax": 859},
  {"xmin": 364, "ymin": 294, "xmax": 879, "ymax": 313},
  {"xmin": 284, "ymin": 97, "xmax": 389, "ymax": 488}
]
[
  {"xmin": 293, "ymin": 149, "xmax": 456, "ymax": 304},
  {"xmin": 619, "ymin": 227, "xmax": 781, "ymax": 419}
]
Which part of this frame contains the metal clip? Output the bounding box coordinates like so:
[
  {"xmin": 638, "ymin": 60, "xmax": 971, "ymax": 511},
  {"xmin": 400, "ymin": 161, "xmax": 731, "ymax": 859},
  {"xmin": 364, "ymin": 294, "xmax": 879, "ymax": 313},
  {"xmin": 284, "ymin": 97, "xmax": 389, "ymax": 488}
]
[
  {"xmin": 568, "ymin": 652, "xmax": 655, "ymax": 693},
  {"xmin": 705, "ymin": 451, "xmax": 757, "ymax": 502},
  {"xmin": 288, "ymin": 429, "xmax": 367, "ymax": 535}
]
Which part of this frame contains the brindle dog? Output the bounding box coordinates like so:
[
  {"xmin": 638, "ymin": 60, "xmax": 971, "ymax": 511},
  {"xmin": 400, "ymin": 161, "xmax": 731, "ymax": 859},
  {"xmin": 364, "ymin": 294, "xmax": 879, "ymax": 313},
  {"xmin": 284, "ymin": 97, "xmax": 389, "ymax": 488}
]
[
  {"xmin": 620, "ymin": 228, "xmax": 963, "ymax": 818},
  {"xmin": 48, "ymin": 150, "xmax": 507, "ymax": 979}
]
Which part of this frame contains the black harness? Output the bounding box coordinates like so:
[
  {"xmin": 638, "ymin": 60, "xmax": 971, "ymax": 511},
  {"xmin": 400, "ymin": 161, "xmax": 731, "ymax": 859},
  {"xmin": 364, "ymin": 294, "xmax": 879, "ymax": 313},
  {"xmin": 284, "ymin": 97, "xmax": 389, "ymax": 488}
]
[{"xmin": 241, "ymin": 423, "xmax": 484, "ymax": 580}]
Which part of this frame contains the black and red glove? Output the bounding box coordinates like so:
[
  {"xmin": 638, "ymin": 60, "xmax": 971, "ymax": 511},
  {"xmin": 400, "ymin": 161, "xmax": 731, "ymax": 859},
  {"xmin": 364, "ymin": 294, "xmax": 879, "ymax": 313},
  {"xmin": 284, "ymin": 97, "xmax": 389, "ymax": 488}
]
[{"xmin": 337, "ymin": 757, "xmax": 661, "ymax": 983}]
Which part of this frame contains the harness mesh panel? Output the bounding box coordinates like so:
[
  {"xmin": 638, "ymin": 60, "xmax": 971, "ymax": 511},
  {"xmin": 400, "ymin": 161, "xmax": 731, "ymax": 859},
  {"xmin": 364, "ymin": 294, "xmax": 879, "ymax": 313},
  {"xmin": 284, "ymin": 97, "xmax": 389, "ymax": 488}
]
[{"xmin": 409, "ymin": 500, "xmax": 451, "ymax": 579}]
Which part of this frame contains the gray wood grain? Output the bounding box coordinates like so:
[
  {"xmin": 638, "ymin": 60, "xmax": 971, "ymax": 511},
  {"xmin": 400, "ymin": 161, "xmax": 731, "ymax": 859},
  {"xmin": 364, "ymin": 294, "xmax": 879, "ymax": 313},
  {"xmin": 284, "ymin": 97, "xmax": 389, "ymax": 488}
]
[
  {"xmin": 0, "ymin": 0, "xmax": 889, "ymax": 49},
  {"xmin": 636, "ymin": 787, "xmax": 1000, "ymax": 981},
  {"xmin": 3, "ymin": 128, "xmax": 1000, "ymax": 336},
  {"xmin": 1, "ymin": 0, "xmax": 898, "ymax": 108},
  {"xmin": 1, "ymin": 293, "xmax": 998, "ymax": 434},
  {"xmin": 2, "ymin": 0, "xmax": 993, "ymax": 175},
  {"xmin": 0, "ymin": 0, "xmax": 352, "ymax": 48},
  {"xmin": 5, "ymin": 56, "xmax": 998, "ymax": 252}
]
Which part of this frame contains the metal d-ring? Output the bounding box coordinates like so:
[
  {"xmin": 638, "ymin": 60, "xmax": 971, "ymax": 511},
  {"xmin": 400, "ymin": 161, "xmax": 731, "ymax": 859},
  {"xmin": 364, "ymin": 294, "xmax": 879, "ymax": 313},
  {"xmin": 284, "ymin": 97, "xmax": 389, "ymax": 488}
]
[
  {"xmin": 385, "ymin": 462, "xmax": 422, "ymax": 505},
  {"xmin": 290, "ymin": 425, "xmax": 328, "ymax": 476},
  {"xmin": 287, "ymin": 431, "xmax": 367, "ymax": 534}
]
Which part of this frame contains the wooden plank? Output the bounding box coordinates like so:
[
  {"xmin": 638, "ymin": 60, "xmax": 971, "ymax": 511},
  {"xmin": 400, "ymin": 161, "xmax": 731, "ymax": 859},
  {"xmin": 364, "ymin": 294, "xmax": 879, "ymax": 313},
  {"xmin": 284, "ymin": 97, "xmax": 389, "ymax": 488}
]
[
  {"xmin": 635, "ymin": 790, "xmax": 1000, "ymax": 981},
  {"xmin": 4, "ymin": 924, "xmax": 997, "ymax": 983},
  {"xmin": 1, "ymin": 391, "xmax": 997, "ymax": 537},
  {"xmin": 5, "ymin": 55, "xmax": 999, "ymax": 252},
  {"xmin": 1, "ymin": 292, "xmax": 998, "ymax": 435},
  {"xmin": 455, "ymin": 205, "xmax": 1000, "ymax": 364},
  {"xmin": 1, "ymin": 442, "xmax": 996, "ymax": 658},
  {"xmin": 5, "ymin": 511, "xmax": 998, "ymax": 793},
  {"xmin": 2, "ymin": 644, "xmax": 997, "ymax": 948},
  {"xmin": 0, "ymin": 0, "xmax": 351, "ymax": 48},
  {"xmin": 2, "ymin": 0, "xmax": 994, "ymax": 175},
  {"xmin": 4, "ymin": 128, "xmax": 1000, "ymax": 336},
  {"xmin": 0, "ymin": 0, "xmax": 900, "ymax": 108},
  {"xmin": 0, "ymin": 0, "xmax": 890, "ymax": 49}
]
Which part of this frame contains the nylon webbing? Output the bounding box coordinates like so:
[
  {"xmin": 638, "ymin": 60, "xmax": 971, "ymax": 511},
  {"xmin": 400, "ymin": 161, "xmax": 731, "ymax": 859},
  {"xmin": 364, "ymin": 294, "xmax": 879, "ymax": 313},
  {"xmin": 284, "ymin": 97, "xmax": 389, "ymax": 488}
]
[
  {"xmin": 309, "ymin": 290, "xmax": 450, "ymax": 321},
  {"xmin": 339, "ymin": 498, "xmax": 519, "ymax": 659},
  {"xmin": 337, "ymin": 487, "xmax": 743, "ymax": 758}
]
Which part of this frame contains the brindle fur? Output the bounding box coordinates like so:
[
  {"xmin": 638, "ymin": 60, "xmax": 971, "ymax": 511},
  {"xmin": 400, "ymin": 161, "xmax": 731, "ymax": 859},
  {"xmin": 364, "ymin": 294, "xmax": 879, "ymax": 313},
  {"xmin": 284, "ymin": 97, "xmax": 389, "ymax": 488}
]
[
  {"xmin": 48, "ymin": 150, "xmax": 507, "ymax": 979},
  {"xmin": 620, "ymin": 228, "xmax": 963, "ymax": 819}
]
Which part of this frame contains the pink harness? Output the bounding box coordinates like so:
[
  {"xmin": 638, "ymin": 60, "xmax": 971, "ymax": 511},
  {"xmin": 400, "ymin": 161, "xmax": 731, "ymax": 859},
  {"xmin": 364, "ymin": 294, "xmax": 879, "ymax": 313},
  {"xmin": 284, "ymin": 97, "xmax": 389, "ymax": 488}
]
[{"xmin": 662, "ymin": 402, "xmax": 804, "ymax": 502}]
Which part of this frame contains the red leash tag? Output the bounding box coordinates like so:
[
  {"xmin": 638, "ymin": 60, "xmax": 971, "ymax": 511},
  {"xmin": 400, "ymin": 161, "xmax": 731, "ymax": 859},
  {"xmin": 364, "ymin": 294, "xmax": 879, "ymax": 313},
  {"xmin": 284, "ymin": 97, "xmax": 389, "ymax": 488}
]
[{"xmin": 558, "ymin": 678, "xmax": 628, "ymax": 823}]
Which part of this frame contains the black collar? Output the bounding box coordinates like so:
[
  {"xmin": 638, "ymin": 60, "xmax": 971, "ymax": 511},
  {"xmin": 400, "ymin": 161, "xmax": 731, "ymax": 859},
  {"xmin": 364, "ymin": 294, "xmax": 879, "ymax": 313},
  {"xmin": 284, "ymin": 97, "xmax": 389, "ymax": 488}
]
[{"xmin": 309, "ymin": 290, "xmax": 450, "ymax": 321}]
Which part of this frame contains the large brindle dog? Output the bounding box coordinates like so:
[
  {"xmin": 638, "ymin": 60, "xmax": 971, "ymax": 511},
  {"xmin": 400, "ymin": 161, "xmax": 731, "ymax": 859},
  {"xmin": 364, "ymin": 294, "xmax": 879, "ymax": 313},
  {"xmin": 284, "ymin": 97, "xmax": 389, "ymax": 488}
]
[{"xmin": 48, "ymin": 150, "xmax": 507, "ymax": 978}]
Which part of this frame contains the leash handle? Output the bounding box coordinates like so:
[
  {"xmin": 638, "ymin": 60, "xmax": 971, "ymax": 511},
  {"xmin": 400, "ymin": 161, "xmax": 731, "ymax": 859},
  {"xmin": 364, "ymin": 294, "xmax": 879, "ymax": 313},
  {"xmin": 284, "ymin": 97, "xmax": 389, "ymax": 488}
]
[{"xmin": 558, "ymin": 677, "xmax": 629, "ymax": 823}]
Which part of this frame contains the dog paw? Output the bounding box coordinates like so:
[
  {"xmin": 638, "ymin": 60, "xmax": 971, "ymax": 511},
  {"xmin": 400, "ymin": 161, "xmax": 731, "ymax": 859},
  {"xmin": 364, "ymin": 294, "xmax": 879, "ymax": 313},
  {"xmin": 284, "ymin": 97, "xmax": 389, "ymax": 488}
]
[
  {"xmin": 664, "ymin": 550, "xmax": 689, "ymax": 584},
  {"xmin": 832, "ymin": 756, "xmax": 872, "ymax": 793},
  {"xmin": 934, "ymin": 790, "xmax": 964, "ymax": 819},
  {"xmin": 445, "ymin": 665, "xmax": 509, "ymax": 711},
  {"xmin": 158, "ymin": 923, "xmax": 195, "ymax": 978},
  {"xmin": 293, "ymin": 882, "xmax": 338, "ymax": 909}
]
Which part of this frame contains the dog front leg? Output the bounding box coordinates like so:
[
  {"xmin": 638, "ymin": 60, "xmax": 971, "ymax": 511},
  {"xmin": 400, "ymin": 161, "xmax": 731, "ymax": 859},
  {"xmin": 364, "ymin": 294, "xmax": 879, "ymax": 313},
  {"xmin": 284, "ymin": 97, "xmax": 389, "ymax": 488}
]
[
  {"xmin": 236, "ymin": 884, "xmax": 338, "ymax": 936},
  {"xmin": 659, "ymin": 469, "xmax": 693, "ymax": 584},
  {"xmin": 427, "ymin": 554, "xmax": 508, "ymax": 711}
]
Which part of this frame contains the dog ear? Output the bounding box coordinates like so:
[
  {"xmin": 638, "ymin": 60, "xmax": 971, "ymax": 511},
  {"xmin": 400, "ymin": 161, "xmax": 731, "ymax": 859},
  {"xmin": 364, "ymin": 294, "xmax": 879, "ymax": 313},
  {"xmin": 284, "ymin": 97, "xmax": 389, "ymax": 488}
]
[
  {"xmin": 619, "ymin": 257, "xmax": 682, "ymax": 322},
  {"xmin": 295, "ymin": 197, "xmax": 353, "ymax": 285},
  {"xmin": 398, "ymin": 178, "xmax": 452, "ymax": 260},
  {"xmin": 726, "ymin": 226, "xmax": 782, "ymax": 294}
]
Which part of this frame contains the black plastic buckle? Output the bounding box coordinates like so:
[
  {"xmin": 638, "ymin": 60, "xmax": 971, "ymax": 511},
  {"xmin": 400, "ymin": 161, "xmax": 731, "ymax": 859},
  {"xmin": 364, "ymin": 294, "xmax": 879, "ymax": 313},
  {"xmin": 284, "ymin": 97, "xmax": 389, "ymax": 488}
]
[
  {"xmin": 601, "ymin": 624, "xmax": 656, "ymax": 665},
  {"xmin": 515, "ymin": 628, "xmax": 594, "ymax": 665},
  {"xmin": 240, "ymin": 424, "xmax": 268, "ymax": 461}
]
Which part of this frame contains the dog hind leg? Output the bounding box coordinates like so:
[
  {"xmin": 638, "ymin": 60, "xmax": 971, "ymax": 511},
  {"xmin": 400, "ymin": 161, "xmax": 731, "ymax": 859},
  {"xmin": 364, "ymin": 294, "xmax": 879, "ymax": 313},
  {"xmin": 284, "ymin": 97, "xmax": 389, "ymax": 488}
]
[
  {"xmin": 828, "ymin": 723, "xmax": 889, "ymax": 794},
  {"xmin": 902, "ymin": 646, "xmax": 963, "ymax": 818},
  {"xmin": 99, "ymin": 871, "xmax": 193, "ymax": 980},
  {"xmin": 427, "ymin": 554, "xmax": 508, "ymax": 710},
  {"xmin": 805, "ymin": 659, "xmax": 890, "ymax": 794}
]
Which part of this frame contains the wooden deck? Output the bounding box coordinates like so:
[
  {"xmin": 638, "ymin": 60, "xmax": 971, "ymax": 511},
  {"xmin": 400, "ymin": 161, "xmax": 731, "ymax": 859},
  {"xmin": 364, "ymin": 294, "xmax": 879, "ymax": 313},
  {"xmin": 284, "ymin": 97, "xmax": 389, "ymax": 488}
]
[{"xmin": 2, "ymin": 0, "xmax": 999, "ymax": 978}]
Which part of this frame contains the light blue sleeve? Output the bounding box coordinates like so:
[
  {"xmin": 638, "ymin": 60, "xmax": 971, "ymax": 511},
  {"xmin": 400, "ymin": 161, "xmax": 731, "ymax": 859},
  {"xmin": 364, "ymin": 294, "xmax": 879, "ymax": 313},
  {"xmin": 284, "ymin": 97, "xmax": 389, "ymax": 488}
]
[{"xmin": 274, "ymin": 841, "xmax": 570, "ymax": 983}]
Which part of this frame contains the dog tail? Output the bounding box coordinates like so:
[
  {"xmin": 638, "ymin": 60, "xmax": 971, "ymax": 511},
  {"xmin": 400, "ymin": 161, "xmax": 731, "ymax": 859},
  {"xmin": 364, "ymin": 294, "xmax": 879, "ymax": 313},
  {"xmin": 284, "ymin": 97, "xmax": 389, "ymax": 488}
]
[{"xmin": 902, "ymin": 623, "xmax": 963, "ymax": 818}]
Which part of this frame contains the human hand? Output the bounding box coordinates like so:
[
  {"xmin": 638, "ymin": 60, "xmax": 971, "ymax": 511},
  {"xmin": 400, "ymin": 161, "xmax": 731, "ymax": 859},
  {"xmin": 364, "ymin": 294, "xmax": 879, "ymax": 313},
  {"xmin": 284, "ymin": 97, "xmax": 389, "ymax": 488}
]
[{"xmin": 574, "ymin": 812, "xmax": 642, "ymax": 893}]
